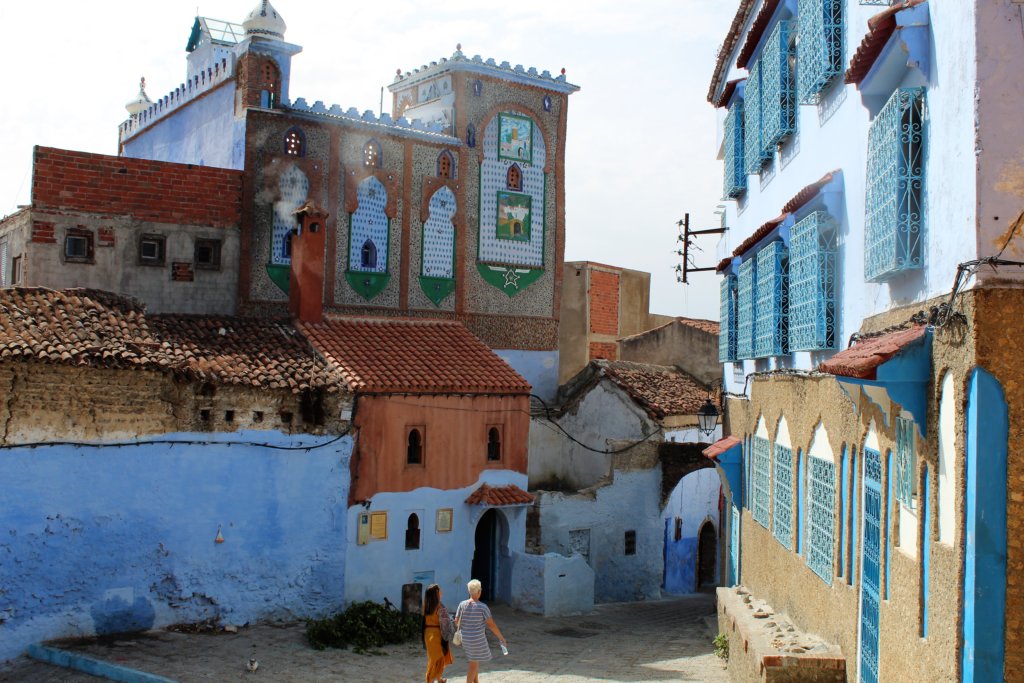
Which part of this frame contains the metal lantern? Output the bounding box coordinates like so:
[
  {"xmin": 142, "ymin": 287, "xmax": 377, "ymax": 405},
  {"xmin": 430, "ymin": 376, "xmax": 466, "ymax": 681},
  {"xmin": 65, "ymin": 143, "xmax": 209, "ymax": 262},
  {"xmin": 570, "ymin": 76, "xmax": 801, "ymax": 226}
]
[{"xmin": 697, "ymin": 397, "xmax": 719, "ymax": 436}]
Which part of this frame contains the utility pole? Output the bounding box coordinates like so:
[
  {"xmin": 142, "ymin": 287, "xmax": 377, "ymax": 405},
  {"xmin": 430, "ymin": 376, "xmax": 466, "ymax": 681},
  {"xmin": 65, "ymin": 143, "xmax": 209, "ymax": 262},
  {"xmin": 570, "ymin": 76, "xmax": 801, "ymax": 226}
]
[{"xmin": 675, "ymin": 213, "xmax": 727, "ymax": 284}]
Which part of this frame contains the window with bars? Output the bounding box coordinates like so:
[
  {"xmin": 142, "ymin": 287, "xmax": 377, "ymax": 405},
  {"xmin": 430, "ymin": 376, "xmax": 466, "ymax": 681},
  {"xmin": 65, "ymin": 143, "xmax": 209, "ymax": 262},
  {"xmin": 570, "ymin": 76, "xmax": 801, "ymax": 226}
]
[
  {"xmin": 723, "ymin": 103, "xmax": 747, "ymax": 198},
  {"xmin": 865, "ymin": 87, "xmax": 926, "ymax": 282},
  {"xmin": 719, "ymin": 275, "xmax": 738, "ymax": 362},
  {"xmin": 895, "ymin": 416, "xmax": 916, "ymax": 508},
  {"xmin": 752, "ymin": 436, "xmax": 772, "ymax": 528},
  {"xmin": 761, "ymin": 20, "xmax": 796, "ymax": 153},
  {"xmin": 754, "ymin": 241, "xmax": 789, "ymax": 358},
  {"xmin": 807, "ymin": 455, "xmax": 836, "ymax": 584},
  {"xmin": 744, "ymin": 61, "xmax": 771, "ymax": 175},
  {"xmin": 789, "ymin": 211, "xmax": 837, "ymax": 351},
  {"xmin": 737, "ymin": 259, "xmax": 756, "ymax": 360},
  {"xmin": 773, "ymin": 444, "xmax": 794, "ymax": 549},
  {"xmin": 797, "ymin": 0, "xmax": 844, "ymax": 105}
]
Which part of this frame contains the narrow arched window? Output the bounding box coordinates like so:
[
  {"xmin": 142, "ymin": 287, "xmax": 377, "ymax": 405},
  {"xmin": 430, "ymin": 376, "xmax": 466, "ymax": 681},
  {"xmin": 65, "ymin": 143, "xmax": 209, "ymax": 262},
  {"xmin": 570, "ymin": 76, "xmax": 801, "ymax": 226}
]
[
  {"xmin": 363, "ymin": 139, "xmax": 382, "ymax": 168},
  {"xmin": 261, "ymin": 61, "xmax": 280, "ymax": 108},
  {"xmin": 506, "ymin": 164, "xmax": 523, "ymax": 191},
  {"xmin": 405, "ymin": 514, "xmax": 421, "ymax": 550},
  {"xmin": 437, "ymin": 151, "xmax": 454, "ymax": 179},
  {"xmin": 487, "ymin": 427, "xmax": 501, "ymax": 461},
  {"xmin": 361, "ymin": 239, "xmax": 377, "ymax": 269},
  {"xmin": 284, "ymin": 128, "xmax": 305, "ymax": 157},
  {"xmin": 466, "ymin": 124, "xmax": 476, "ymax": 148},
  {"xmin": 407, "ymin": 428, "xmax": 423, "ymax": 465}
]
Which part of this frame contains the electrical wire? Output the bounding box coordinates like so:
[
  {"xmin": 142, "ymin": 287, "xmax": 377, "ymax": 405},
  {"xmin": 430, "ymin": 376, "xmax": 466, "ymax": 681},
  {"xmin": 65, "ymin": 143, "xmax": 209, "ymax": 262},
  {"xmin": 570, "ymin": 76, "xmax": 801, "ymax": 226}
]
[{"xmin": 0, "ymin": 426, "xmax": 351, "ymax": 452}]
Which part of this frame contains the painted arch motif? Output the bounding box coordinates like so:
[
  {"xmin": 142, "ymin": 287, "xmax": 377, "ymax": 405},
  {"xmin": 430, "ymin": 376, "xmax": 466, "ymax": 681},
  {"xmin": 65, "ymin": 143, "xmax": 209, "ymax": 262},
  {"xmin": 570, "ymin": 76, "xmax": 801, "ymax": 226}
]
[
  {"xmin": 477, "ymin": 110, "xmax": 547, "ymax": 297},
  {"xmin": 420, "ymin": 185, "xmax": 456, "ymax": 306},
  {"xmin": 266, "ymin": 164, "xmax": 309, "ymax": 294},
  {"xmin": 346, "ymin": 176, "xmax": 390, "ymax": 300}
]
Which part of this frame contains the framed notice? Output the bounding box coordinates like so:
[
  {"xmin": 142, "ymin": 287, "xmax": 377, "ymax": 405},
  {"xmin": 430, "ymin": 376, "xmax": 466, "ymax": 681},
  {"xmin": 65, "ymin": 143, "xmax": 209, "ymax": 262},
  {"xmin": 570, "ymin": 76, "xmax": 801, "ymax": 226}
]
[
  {"xmin": 436, "ymin": 508, "xmax": 453, "ymax": 533},
  {"xmin": 370, "ymin": 511, "xmax": 388, "ymax": 540}
]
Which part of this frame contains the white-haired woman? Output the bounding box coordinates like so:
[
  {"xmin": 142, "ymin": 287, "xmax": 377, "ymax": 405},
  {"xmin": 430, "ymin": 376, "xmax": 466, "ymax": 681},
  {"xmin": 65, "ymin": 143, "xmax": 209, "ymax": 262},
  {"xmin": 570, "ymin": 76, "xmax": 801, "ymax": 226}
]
[{"xmin": 454, "ymin": 579, "xmax": 506, "ymax": 683}]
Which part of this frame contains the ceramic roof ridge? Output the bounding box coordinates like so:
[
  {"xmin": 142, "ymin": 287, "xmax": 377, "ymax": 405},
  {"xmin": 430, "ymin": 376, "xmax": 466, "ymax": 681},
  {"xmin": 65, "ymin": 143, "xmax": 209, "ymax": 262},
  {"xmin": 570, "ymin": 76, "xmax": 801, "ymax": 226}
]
[
  {"xmin": 617, "ymin": 317, "xmax": 720, "ymax": 342},
  {"xmin": 390, "ymin": 48, "xmax": 580, "ymax": 93}
]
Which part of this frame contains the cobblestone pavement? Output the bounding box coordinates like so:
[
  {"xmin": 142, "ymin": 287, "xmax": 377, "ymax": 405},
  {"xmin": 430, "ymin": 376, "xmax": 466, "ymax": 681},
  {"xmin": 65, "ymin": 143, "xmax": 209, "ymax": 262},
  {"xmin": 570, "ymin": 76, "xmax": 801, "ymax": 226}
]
[{"xmin": 0, "ymin": 593, "xmax": 727, "ymax": 683}]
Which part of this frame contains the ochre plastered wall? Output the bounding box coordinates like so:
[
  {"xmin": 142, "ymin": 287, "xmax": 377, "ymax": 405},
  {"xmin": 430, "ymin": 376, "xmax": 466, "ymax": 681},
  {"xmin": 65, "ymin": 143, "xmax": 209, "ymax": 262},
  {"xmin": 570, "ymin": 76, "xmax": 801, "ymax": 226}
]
[
  {"xmin": 350, "ymin": 394, "xmax": 530, "ymax": 503},
  {"xmin": 725, "ymin": 293, "xmax": 984, "ymax": 682}
]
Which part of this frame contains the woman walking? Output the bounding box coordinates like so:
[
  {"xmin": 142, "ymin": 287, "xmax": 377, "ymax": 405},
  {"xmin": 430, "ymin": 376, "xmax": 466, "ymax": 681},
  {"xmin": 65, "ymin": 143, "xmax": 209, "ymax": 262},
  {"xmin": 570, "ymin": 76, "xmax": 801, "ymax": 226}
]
[
  {"xmin": 422, "ymin": 584, "xmax": 454, "ymax": 683},
  {"xmin": 454, "ymin": 579, "xmax": 507, "ymax": 683}
]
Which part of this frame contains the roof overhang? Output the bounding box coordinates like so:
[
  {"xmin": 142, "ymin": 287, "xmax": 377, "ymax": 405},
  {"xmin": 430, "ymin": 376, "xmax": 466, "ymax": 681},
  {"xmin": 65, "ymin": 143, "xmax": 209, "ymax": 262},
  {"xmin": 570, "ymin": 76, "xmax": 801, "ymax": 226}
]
[
  {"xmin": 820, "ymin": 325, "xmax": 932, "ymax": 438},
  {"xmin": 465, "ymin": 483, "xmax": 534, "ymax": 507}
]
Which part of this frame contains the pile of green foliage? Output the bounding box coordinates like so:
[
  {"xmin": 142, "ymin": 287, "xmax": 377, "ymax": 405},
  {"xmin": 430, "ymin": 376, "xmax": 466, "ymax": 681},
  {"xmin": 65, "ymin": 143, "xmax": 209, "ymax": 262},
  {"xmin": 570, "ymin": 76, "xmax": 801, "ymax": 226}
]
[{"xmin": 306, "ymin": 601, "xmax": 421, "ymax": 653}]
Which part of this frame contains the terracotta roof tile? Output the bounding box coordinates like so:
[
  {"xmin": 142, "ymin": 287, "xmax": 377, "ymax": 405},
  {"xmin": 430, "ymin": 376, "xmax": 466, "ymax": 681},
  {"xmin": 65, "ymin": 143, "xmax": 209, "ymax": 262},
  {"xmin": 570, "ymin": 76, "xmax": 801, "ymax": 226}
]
[
  {"xmin": 732, "ymin": 213, "xmax": 788, "ymax": 259},
  {"xmin": 781, "ymin": 170, "xmax": 839, "ymax": 215},
  {"xmin": 298, "ymin": 316, "xmax": 531, "ymax": 395},
  {"xmin": 703, "ymin": 435, "xmax": 742, "ymax": 460},
  {"xmin": 596, "ymin": 360, "xmax": 714, "ymax": 420},
  {"xmin": 465, "ymin": 484, "xmax": 534, "ymax": 506},
  {"xmin": 714, "ymin": 78, "xmax": 747, "ymax": 109},
  {"xmin": 708, "ymin": 0, "xmax": 759, "ymax": 103},
  {"xmin": 0, "ymin": 287, "xmax": 340, "ymax": 393},
  {"xmin": 618, "ymin": 317, "xmax": 719, "ymax": 343},
  {"xmin": 818, "ymin": 325, "xmax": 927, "ymax": 379},
  {"xmin": 736, "ymin": 0, "xmax": 783, "ymax": 69},
  {"xmin": 845, "ymin": 0, "xmax": 927, "ymax": 86}
]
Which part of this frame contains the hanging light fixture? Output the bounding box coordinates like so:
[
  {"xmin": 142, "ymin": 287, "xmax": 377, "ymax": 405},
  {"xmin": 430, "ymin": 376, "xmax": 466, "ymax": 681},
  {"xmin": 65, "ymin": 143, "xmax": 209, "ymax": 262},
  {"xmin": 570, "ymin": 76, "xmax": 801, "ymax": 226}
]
[{"xmin": 697, "ymin": 396, "xmax": 719, "ymax": 436}]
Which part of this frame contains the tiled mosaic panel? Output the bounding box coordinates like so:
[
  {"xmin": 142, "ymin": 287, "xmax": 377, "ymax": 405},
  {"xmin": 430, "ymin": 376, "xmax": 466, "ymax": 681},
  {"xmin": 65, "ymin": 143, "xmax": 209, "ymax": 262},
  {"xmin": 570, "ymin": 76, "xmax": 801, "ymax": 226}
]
[
  {"xmin": 479, "ymin": 113, "xmax": 546, "ymax": 267},
  {"xmin": 271, "ymin": 165, "xmax": 310, "ymax": 265},
  {"xmin": 422, "ymin": 186, "xmax": 456, "ymax": 278},
  {"xmin": 348, "ymin": 176, "xmax": 389, "ymax": 273}
]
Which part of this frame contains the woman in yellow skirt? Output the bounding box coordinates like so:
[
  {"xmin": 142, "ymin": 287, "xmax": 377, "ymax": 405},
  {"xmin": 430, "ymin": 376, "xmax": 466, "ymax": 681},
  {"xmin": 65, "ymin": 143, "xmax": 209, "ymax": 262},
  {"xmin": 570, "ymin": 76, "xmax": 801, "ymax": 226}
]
[{"xmin": 423, "ymin": 584, "xmax": 454, "ymax": 683}]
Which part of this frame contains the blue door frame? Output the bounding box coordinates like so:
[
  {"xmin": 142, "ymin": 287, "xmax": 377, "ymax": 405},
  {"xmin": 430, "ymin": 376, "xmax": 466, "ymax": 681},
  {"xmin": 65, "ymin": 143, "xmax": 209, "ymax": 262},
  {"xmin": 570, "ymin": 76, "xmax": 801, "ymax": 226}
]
[{"xmin": 859, "ymin": 449, "xmax": 882, "ymax": 683}]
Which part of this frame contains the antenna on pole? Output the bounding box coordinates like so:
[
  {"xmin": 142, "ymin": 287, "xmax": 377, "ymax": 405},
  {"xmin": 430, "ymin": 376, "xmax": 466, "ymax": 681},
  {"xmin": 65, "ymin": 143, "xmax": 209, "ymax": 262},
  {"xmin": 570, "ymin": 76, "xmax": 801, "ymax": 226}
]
[{"xmin": 675, "ymin": 212, "xmax": 727, "ymax": 284}]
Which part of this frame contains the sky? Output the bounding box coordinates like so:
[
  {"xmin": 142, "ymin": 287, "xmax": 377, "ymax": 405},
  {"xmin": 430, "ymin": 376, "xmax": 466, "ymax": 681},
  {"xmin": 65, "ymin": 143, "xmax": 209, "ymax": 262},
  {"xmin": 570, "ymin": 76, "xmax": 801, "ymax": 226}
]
[{"xmin": 0, "ymin": 1, "xmax": 735, "ymax": 320}]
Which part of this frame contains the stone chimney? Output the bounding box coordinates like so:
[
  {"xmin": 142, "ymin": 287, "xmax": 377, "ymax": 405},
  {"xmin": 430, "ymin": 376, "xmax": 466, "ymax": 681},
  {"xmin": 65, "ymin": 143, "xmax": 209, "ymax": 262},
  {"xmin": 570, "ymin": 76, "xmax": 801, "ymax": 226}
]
[{"xmin": 289, "ymin": 201, "xmax": 329, "ymax": 323}]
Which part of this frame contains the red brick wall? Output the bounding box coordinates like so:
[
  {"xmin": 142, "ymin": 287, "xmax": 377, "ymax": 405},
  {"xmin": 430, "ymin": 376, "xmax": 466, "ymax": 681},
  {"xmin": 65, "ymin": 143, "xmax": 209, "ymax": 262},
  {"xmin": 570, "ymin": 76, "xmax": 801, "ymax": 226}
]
[
  {"xmin": 588, "ymin": 269, "xmax": 620, "ymax": 335},
  {"xmin": 31, "ymin": 147, "xmax": 242, "ymax": 229},
  {"xmin": 588, "ymin": 341, "xmax": 618, "ymax": 361}
]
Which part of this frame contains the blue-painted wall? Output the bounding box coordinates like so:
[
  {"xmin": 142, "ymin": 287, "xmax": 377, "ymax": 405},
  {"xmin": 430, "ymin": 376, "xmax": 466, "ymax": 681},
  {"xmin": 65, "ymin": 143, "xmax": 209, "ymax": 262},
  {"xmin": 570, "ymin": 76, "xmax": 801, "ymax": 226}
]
[
  {"xmin": 0, "ymin": 431, "xmax": 352, "ymax": 663},
  {"xmin": 663, "ymin": 533, "xmax": 699, "ymax": 594},
  {"xmin": 122, "ymin": 85, "xmax": 244, "ymax": 170}
]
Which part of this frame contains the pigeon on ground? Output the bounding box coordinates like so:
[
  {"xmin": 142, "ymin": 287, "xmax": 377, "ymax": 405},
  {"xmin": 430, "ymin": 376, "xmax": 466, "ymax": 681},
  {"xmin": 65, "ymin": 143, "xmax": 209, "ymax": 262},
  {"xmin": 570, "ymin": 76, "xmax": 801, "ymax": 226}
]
[{"xmin": 247, "ymin": 657, "xmax": 259, "ymax": 673}]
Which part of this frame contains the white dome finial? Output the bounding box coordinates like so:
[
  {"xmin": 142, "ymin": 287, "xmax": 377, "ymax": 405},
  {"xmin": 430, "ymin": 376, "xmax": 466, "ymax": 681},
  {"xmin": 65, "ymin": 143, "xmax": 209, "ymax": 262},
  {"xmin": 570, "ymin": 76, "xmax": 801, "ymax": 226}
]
[
  {"xmin": 242, "ymin": 0, "xmax": 286, "ymax": 40},
  {"xmin": 125, "ymin": 77, "xmax": 152, "ymax": 117}
]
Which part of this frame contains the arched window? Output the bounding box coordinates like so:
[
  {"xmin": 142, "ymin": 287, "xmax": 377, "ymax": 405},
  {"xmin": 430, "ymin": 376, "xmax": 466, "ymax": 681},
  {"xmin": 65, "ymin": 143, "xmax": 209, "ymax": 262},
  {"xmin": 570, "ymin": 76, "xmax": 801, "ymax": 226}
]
[
  {"xmin": 407, "ymin": 428, "xmax": 423, "ymax": 465},
  {"xmin": 361, "ymin": 239, "xmax": 377, "ymax": 269},
  {"xmin": 437, "ymin": 151, "xmax": 454, "ymax": 179},
  {"xmin": 405, "ymin": 514, "xmax": 421, "ymax": 550},
  {"xmin": 466, "ymin": 124, "xmax": 476, "ymax": 148},
  {"xmin": 260, "ymin": 60, "xmax": 280, "ymax": 108},
  {"xmin": 363, "ymin": 139, "xmax": 382, "ymax": 168},
  {"xmin": 506, "ymin": 164, "xmax": 523, "ymax": 191},
  {"xmin": 487, "ymin": 427, "xmax": 501, "ymax": 461},
  {"xmin": 284, "ymin": 128, "xmax": 305, "ymax": 157}
]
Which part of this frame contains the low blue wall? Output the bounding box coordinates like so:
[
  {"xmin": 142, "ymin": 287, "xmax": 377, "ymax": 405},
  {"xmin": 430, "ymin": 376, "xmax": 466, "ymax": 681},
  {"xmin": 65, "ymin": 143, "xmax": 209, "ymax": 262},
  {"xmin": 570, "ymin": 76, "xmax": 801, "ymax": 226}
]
[
  {"xmin": 663, "ymin": 536, "xmax": 698, "ymax": 594},
  {"xmin": 0, "ymin": 431, "xmax": 352, "ymax": 662}
]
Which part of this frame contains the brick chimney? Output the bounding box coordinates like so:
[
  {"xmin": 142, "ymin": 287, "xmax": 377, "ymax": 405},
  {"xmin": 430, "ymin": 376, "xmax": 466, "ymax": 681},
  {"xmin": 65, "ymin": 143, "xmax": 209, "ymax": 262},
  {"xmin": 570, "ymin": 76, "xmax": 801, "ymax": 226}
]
[{"xmin": 290, "ymin": 201, "xmax": 329, "ymax": 323}]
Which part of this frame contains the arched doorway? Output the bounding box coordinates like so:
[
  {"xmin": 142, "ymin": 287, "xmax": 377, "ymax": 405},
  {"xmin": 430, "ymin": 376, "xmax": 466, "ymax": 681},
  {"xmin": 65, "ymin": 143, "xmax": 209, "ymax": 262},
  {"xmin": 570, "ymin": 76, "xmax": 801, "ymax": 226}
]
[
  {"xmin": 697, "ymin": 521, "xmax": 717, "ymax": 589},
  {"xmin": 471, "ymin": 509, "xmax": 498, "ymax": 601}
]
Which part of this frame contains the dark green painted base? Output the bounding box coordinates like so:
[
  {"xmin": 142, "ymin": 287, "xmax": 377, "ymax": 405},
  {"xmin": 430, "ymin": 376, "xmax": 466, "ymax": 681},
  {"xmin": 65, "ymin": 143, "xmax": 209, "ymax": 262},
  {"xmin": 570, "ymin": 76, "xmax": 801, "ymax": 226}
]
[
  {"xmin": 476, "ymin": 263, "xmax": 544, "ymax": 297},
  {"xmin": 419, "ymin": 276, "xmax": 456, "ymax": 306},
  {"xmin": 346, "ymin": 271, "xmax": 391, "ymax": 300},
  {"xmin": 267, "ymin": 263, "xmax": 290, "ymax": 294}
]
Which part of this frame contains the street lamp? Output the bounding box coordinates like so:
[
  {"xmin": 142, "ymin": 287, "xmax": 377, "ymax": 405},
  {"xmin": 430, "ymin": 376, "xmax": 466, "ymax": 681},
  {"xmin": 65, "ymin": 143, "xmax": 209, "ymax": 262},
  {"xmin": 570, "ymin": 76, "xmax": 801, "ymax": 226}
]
[{"xmin": 697, "ymin": 397, "xmax": 719, "ymax": 436}]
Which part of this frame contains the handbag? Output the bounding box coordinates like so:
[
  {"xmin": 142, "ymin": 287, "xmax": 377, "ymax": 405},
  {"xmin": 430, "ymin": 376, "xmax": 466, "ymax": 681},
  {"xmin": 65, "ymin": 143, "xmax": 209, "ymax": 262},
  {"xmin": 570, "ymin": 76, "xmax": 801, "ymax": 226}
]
[{"xmin": 452, "ymin": 628, "xmax": 463, "ymax": 646}]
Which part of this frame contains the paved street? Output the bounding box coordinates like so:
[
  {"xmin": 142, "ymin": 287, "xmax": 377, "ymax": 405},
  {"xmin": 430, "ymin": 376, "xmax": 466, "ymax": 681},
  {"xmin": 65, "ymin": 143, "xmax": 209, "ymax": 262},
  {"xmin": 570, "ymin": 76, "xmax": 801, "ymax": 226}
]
[{"xmin": 0, "ymin": 593, "xmax": 726, "ymax": 682}]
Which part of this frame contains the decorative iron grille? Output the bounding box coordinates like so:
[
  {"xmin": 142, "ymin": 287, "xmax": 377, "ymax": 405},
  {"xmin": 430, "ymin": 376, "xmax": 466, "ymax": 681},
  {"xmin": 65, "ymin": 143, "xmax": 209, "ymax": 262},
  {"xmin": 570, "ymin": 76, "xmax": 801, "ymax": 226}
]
[
  {"xmin": 719, "ymin": 275, "xmax": 739, "ymax": 362},
  {"xmin": 773, "ymin": 444, "xmax": 794, "ymax": 549},
  {"xmin": 753, "ymin": 436, "xmax": 772, "ymax": 528},
  {"xmin": 761, "ymin": 20, "xmax": 796, "ymax": 152},
  {"xmin": 744, "ymin": 61, "xmax": 771, "ymax": 175},
  {"xmin": 737, "ymin": 259, "xmax": 756, "ymax": 360},
  {"xmin": 797, "ymin": 0, "xmax": 844, "ymax": 104},
  {"xmin": 807, "ymin": 455, "xmax": 836, "ymax": 584},
  {"xmin": 723, "ymin": 103, "xmax": 747, "ymax": 199},
  {"xmin": 895, "ymin": 416, "xmax": 916, "ymax": 508},
  {"xmin": 789, "ymin": 211, "xmax": 837, "ymax": 351},
  {"xmin": 754, "ymin": 241, "xmax": 789, "ymax": 358},
  {"xmin": 865, "ymin": 88, "xmax": 926, "ymax": 282}
]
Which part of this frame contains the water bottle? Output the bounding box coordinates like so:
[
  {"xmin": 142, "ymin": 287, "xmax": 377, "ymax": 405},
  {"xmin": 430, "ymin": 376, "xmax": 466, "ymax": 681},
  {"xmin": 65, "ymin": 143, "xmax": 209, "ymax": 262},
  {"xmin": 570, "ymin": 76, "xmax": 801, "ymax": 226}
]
[{"xmin": 500, "ymin": 642, "xmax": 509, "ymax": 656}]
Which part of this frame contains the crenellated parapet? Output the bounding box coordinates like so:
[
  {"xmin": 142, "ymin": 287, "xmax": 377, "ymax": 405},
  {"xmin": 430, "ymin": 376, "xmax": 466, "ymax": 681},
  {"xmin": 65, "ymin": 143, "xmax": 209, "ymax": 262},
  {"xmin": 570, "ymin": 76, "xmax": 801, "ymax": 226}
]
[
  {"xmin": 282, "ymin": 98, "xmax": 457, "ymax": 141},
  {"xmin": 119, "ymin": 57, "xmax": 235, "ymax": 143}
]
